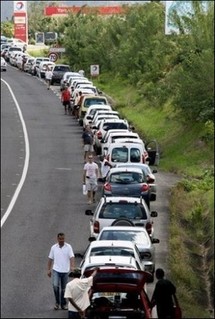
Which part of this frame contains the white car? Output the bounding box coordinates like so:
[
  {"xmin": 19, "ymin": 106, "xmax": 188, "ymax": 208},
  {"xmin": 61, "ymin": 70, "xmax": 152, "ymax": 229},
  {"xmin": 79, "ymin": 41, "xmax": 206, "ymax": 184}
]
[
  {"xmin": 105, "ymin": 140, "xmax": 149, "ymax": 166},
  {"xmin": 101, "ymin": 131, "xmax": 140, "ymax": 156},
  {"xmin": 96, "ymin": 226, "xmax": 160, "ymax": 280},
  {"xmin": 76, "ymin": 83, "xmax": 98, "ymax": 95},
  {"xmin": 30, "ymin": 57, "xmax": 50, "ymax": 76},
  {"xmin": 24, "ymin": 57, "xmax": 35, "ymax": 73},
  {"xmin": 93, "ymin": 118, "xmax": 130, "ymax": 155},
  {"xmin": 91, "ymin": 110, "xmax": 120, "ymax": 127},
  {"xmin": 36, "ymin": 61, "xmax": 55, "ymax": 78},
  {"xmin": 76, "ymin": 240, "xmax": 145, "ymax": 272},
  {"xmin": 91, "ymin": 114, "xmax": 120, "ymax": 130},
  {"xmin": 60, "ymin": 71, "xmax": 82, "ymax": 89},
  {"xmin": 78, "ymin": 255, "xmax": 143, "ymax": 275},
  {"xmin": 83, "ymin": 104, "xmax": 113, "ymax": 128},
  {"xmin": 16, "ymin": 53, "xmax": 31, "ymax": 70},
  {"xmin": 73, "ymin": 88, "xmax": 96, "ymax": 105},
  {"xmin": 1, "ymin": 57, "xmax": 7, "ymax": 71}
]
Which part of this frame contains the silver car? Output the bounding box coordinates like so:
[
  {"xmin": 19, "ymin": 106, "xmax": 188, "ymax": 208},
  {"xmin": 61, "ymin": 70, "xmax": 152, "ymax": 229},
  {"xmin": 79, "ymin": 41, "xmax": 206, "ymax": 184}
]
[
  {"xmin": 96, "ymin": 226, "xmax": 160, "ymax": 281},
  {"xmin": 85, "ymin": 196, "xmax": 158, "ymax": 239}
]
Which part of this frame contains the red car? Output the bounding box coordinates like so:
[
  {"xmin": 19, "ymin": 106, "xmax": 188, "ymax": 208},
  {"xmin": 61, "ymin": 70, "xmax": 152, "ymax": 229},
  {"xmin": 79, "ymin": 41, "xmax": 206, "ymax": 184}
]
[{"xmin": 84, "ymin": 268, "xmax": 153, "ymax": 319}]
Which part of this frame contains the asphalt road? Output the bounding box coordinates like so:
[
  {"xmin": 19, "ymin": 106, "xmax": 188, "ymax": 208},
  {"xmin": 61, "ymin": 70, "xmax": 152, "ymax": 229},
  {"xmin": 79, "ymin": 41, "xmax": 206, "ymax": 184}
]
[{"xmin": 1, "ymin": 66, "xmax": 180, "ymax": 318}]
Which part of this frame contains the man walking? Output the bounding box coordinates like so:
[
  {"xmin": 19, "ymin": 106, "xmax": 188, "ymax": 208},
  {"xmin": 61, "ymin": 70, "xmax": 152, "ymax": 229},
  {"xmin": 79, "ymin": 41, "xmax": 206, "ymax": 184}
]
[
  {"xmin": 45, "ymin": 67, "xmax": 53, "ymax": 90},
  {"xmin": 82, "ymin": 125, "xmax": 94, "ymax": 162},
  {"xmin": 151, "ymin": 268, "xmax": 176, "ymax": 319},
  {"xmin": 47, "ymin": 233, "xmax": 75, "ymax": 310},
  {"xmin": 61, "ymin": 85, "xmax": 71, "ymax": 115},
  {"xmin": 83, "ymin": 155, "xmax": 99, "ymax": 204}
]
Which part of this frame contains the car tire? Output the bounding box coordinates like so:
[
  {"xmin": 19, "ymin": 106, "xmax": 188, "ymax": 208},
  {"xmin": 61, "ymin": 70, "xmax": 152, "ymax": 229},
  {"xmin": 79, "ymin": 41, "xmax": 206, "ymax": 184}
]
[{"xmin": 111, "ymin": 218, "xmax": 134, "ymax": 227}]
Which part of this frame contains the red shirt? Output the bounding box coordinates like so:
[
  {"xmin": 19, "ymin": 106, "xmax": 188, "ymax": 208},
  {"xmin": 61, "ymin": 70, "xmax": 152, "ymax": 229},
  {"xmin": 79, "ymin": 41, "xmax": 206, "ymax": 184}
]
[{"xmin": 61, "ymin": 89, "xmax": 71, "ymax": 102}]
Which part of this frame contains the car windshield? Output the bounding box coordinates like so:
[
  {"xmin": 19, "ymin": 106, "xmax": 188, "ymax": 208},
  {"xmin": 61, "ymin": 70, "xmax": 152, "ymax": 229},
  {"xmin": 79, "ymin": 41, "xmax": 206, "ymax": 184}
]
[
  {"xmin": 90, "ymin": 247, "xmax": 135, "ymax": 257},
  {"xmin": 99, "ymin": 230, "xmax": 150, "ymax": 245},
  {"xmin": 99, "ymin": 203, "xmax": 147, "ymax": 219}
]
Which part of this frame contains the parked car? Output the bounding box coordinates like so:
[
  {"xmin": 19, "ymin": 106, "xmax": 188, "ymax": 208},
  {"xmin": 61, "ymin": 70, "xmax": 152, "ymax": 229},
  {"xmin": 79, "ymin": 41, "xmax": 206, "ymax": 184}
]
[
  {"xmin": 36, "ymin": 61, "xmax": 55, "ymax": 78},
  {"xmin": 103, "ymin": 167, "xmax": 152, "ymax": 206},
  {"xmin": 51, "ymin": 64, "xmax": 71, "ymax": 85},
  {"xmin": 1, "ymin": 57, "xmax": 7, "ymax": 71},
  {"xmin": 84, "ymin": 268, "xmax": 153, "ymax": 319},
  {"xmin": 105, "ymin": 140, "xmax": 149, "ymax": 166},
  {"xmin": 23, "ymin": 57, "xmax": 35, "ymax": 73},
  {"xmin": 76, "ymin": 240, "xmax": 145, "ymax": 272},
  {"xmin": 101, "ymin": 131, "xmax": 140, "ymax": 155},
  {"xmin": 78, "ymin": 95, "xmax": 109, "ymax": 126},
  {"xmin": 77, "ymin": 255, "xmax": 143, "ymax": 275},
  {"xmin": 92, "ymin": 114, "xmax": 120, "ymax": 130},
  {"xmin": 115, "ymin": 163, "xmax": 158, "ymax": 201},
  {"xmin": 91, "ymin": 110, "xmax": 120, "ymax": 127},
  {"xmin": 83, "ymin": 104, "xmax": 113, "ymax": 128},
  {"xmin": 93, "ymin": 119, "xmax": 132, "ymax": 155},
  {"xmin": 5, "ymin": 46, "xmax": 22, "ymax": 62},
  {"xmin": 30, "ymin": 57, "xmax": 50, "ymax": 76},
  {"xmin": 60, "ymin": 71, "xmax": 82, "ymax": 89},
  {"xmin": 76, "ymin": 84, "xmax": 98, "ymax": 95},
  {"xmin": 96, "ymin": 226, "xmax": 160, "ymax": 280},
  {"xmin": 16, "ymin": 53, "xmax": 31, "ymax": 70},
  {"xmin": 85, "ymin": 196, "xmax": 158, "ymax": 239}
]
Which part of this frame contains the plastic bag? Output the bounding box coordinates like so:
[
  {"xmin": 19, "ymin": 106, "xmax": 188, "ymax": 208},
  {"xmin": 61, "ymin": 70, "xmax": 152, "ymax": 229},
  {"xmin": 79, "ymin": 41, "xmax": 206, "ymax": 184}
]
[{"xmin": 82, "ymin": 184, "xmax": 87, "ymax": 195}]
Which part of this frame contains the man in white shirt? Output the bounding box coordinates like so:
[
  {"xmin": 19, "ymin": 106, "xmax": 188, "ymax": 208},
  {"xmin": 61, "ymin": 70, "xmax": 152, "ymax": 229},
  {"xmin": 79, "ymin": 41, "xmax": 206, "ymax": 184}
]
[
  {"xmin": 100, "ymin": 155, "xmax": 113, "ymax": 182},
  {"xmin": 64, "ymin": 268, "xmax": 98, "ymax": 319},
  {"xmin": 47, "ymin": 233, "xmax": 75, "ymax": 310},
  {"xmin": 83, "ymin": 155, "xmax": 99, "ymax": 204},
  {"xmin": 45, "ymin": 67, "xmax": 53, "ymax": 90}
]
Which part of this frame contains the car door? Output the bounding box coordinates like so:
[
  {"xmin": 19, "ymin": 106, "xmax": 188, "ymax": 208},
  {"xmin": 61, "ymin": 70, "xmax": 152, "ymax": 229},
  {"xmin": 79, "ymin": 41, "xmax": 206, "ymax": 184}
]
[{"xmin": 145, "ymin": 140, "xmax": 160, "ymax": 166}]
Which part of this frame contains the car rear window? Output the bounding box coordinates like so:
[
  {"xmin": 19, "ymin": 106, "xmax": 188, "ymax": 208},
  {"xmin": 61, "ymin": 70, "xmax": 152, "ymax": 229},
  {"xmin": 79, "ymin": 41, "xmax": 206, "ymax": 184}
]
[
  {"xmin": 109, "ymin": 172, "xmax": 143, "ymax": 184},
  {"xmin": 84, "ymin": 98, "xmax": 107, "ymax": 107},
  {"xmin": 99, "ymin": 203, "xmax": 147, "ymax": 219},
  {"xmin": 54, "ymin": 65, "xmax": 70, "ymax": 72},
  {"xmin": 103, "ymin": 123, "xmax": 128, "ymax": 131},
  {"xmin": 90, "ymin": 247, "xmax": 135, "ymax": 257},
  {"xmin": 99, "ymin": 230, "xmax": 150, "ymax": 245},
  {"xmin": 111, "ymin": 147, "xmax": 141, "ymax": 163}
]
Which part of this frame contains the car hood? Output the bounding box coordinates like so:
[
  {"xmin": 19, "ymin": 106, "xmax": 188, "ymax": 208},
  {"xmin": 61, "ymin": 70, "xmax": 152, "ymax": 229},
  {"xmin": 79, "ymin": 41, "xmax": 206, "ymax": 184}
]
[{"xmin": 84, "ymin": 268, "xmax": 152, "ymax": 292}]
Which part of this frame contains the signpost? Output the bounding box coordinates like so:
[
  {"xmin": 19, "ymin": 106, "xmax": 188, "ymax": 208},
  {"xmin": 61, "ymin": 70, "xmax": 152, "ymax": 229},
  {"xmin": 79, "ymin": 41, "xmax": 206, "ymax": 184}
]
[
  {"xmin": 48, "ymin": 52, "xmax": 58, "ymax": 62},
  {"xmin": 90, "ymin": 64, "xmax": 99, "ymax": 77}
]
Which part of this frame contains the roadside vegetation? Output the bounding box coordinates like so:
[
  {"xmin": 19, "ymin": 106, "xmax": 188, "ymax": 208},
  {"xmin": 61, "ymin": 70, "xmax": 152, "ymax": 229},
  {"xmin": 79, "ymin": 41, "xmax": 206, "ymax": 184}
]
[{"xmin": 3, "ymin": 1, "xmax": 214, "ymax": 317}]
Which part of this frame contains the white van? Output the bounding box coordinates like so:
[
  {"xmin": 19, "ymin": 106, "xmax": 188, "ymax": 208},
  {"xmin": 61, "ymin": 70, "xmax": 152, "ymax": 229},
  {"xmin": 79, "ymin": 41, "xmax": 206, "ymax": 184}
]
[{"xmin": 106, "ymin": 141, "xmax": 149, "ymax": 166}]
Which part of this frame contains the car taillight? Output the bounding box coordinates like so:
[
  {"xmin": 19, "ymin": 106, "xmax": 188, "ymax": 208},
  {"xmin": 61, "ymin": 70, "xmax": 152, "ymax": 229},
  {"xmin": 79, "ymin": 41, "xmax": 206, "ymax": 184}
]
[
  {"xmin": 104, "ymin": 183, "xmax": 112, "ymax": 192},
  {"xmin": 93, "ymin": 221, "xmax": 100, "ymax": 234},
  {"xmin": 141, "ymin": 184, "xmax": 149, "ymax": 192},
  {"xmin": 97, "ymin": 131, "xmax": 102, "ymax": 139},
  {"xmin": 146, "ymin": 222, "xmax": 152, "ymax": 235}
]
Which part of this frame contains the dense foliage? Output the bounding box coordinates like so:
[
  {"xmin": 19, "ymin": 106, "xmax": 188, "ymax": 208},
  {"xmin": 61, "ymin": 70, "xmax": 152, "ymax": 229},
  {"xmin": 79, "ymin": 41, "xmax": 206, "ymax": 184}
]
[{"xmin": 60, "ymin": 1, "xmax": 214, "ymax": 124}]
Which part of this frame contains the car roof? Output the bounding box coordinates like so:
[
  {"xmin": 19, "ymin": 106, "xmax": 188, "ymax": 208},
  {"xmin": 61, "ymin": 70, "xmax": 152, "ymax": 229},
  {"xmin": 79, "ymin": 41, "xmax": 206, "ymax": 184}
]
[
  {"xmin": 100, "ymin": 226, "xmax": 149, "ymax": 232},
  {"xmin": 85, "ymin": 268, "xmax": 152, "ymax": 290},
  {"xmin": 88, "ymin": 240, "xmax": 137, "ymax": 249},
  {"xmin": 100, "ymin": 196, "xmax": 143, "ymax": 203},
  {"xmin": 108, "ymin": 167, "xmax": 143, "ymax": 174}
]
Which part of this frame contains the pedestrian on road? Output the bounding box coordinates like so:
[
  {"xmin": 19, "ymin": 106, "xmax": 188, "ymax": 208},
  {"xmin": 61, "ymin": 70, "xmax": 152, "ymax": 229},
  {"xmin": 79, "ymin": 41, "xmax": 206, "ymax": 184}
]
[
  {"xmin": 64, "ymin": 268, "xmax": 98, "ymax": 319},
  {"xmin": 82, "ymin": 125, "xmax": 94, "ymax": 162},
  {"xmin": 100, "ymin": 155, "xmax": 113, "ymax": 182},
  {"xmin": 74, "ymin": 91, "xmax": 84, "ymax": 119},
  {"xmin": 47, "ymin": 233, "xmax": 75, "ymax": 311},
  {"xmin": 61, "ymin": 85, "xmax": 71, "ymax": 115},
  {"xmin": 151, "ymin": 268, "xmax": 176, "ymax": 319},
  {"xmin": 45, "ymin": 67, "xmax": 53, "ymax": 90},
  {"xmin": 83, "ymin": 155, "xmax": 99, "ymax": 204}
]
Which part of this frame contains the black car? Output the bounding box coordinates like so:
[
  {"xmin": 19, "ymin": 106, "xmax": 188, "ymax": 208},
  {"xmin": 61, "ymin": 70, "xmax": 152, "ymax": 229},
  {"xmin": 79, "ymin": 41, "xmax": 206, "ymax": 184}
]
[{"xmin": 51, "ymin": 64, "xmax": 70, "ymax": 85}]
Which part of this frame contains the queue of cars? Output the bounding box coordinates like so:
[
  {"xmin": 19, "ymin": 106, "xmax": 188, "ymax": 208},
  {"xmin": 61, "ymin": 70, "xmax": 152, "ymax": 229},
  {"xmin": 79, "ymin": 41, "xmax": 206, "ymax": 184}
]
[{"xmin": 2, "ymin": 56, "xmax": 161, "ymax": 318}]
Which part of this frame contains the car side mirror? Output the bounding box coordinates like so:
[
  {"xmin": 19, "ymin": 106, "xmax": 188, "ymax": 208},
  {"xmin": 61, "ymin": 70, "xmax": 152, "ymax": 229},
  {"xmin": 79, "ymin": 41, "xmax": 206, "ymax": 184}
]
[
  {"xmin": 88, "ymin": 237, "xmax": 96, "ymax": 242},
  {"xmin": 152, "ymin": 169, "xmax": 158, "ymax": 173},
  {"xmin": 85, "ymin": 209, "xmax": 93, "ymax": 216},
  {"xmin": 150, "ymin": 211, "xmax": 158, "ymax": 217}
]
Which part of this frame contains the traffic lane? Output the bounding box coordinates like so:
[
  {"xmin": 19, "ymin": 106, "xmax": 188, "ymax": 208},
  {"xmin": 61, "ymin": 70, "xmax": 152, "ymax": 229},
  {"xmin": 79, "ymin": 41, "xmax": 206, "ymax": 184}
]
[
  {"xmin": 1, "ymin": 68, "xmax": 90, "ymax": 318},
  {"xmin": 1, "ymin": 80, "xmax": 26, "ymax": 218}
]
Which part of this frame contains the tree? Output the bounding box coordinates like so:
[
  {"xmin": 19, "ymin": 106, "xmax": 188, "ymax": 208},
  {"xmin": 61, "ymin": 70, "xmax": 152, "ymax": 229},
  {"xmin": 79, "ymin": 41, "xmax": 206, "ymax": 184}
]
[{"xmin": 1, "ymin": 21, "xmax": 13, "ymax": 38}]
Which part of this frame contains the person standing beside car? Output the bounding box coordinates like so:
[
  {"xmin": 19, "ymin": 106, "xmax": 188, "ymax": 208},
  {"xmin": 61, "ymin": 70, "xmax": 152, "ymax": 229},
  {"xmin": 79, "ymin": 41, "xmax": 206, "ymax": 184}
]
[
  {"xmin": 45, "ymin": 66, "xmax": 53, "ymax": 90},
  {"xmin": 151, "ymin": 268, "xmax": 176, "ymax": 319},
  {"xmin": 64, "ymin": 268, "xmax": 98, "ymax": 319},
  {"xmin": 47, "ymin": 233, "xmax": 75, "ymax": 310},
  {"xmin": 82, "ymin": 125, "xmax": 94, "ymax": 162}
]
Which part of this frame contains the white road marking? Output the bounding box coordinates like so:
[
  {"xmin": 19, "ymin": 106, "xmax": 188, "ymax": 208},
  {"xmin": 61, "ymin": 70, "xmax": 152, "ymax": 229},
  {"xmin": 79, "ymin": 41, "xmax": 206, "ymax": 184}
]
[
  {"xmin": 55, "ymin": 168, "xmax": 72, "ymax": 170},
  {"xmin": 1, "ymin": 79, "xmax": 30, "ymax": 227}
]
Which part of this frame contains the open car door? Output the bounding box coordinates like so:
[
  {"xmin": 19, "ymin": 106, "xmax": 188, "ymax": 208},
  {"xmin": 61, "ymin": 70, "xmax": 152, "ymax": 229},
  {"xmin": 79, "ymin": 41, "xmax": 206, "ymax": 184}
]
[{"xmin": 146, "ymin": 140, "xmax": 160, "ymax": 166}]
